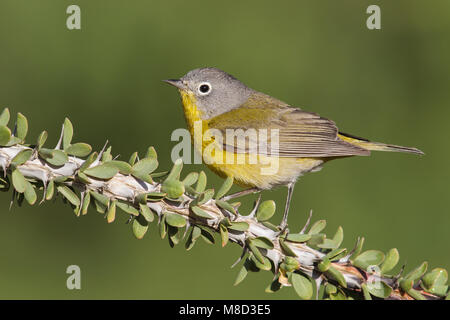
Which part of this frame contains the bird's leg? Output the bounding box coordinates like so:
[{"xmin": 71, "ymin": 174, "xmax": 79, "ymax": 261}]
[
  {"xmin": 221, "ymin": 187, "xmax": 260, "ymax": 201},
  {"xmin": 279, "ymin": 182, "xmax": 295, "ymax": 233}
]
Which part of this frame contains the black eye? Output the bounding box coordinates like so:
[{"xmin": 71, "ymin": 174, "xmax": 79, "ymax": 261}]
[{"xmin": 199, "ymin": 83, "xmax": 211, "ymax": 94}]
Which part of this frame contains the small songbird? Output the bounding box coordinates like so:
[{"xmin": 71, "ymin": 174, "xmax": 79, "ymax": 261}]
[{"xmin": 164, "ymin": 67, "xmax": 423, "ymax": 231}]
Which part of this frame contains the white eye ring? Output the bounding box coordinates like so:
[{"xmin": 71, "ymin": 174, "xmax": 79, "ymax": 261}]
[{"xmin": 198, "ymin": 82, "xmax": 212, "ymax": 95}]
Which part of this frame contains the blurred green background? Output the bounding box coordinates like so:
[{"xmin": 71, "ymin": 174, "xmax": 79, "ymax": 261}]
[{"xmin": 0, "ymin": 0, "xmax": 448, "ymax": 299}]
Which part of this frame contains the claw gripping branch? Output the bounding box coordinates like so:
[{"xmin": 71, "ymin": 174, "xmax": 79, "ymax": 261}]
[{"xmin": 0, "ymin": 108, "xmax": 448, "ymax": 300}]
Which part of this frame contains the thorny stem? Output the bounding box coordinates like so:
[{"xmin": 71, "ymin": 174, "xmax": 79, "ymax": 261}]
[{"xmin": 0, "ymin": 143, "xmax": 445, "ymax": 300}]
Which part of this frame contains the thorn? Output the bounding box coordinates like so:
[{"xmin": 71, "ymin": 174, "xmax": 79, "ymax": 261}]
[
  {"xmin": 393, "ymin": 263, "xmax": 407, "ymax": 286},
  {"xmin": 9, "ymin": 190, "xmax": 16, "ymax": 210},
  {"xmin": 248, "ymin": 194, "xmax": 262, "ymax": 218},
  {"xmin": 97, "ymin": 140, "xmax": 109, "ymax": 161},
  {"xmin": 39, "ymin": 180, "xmax": 48, "ymax": 205},
  {"xmin": 313, "ymin": 273, "xmax": 324, "ymax": 300},
  {"xmin": 55, "ymin": 123, "xmax": 64, "ymax": 150},
  {"xmin": 77, "ymin": 192, "xmax": 84, "ymax": 216},
  {"xmin": 182, "ymin": 220, "xmax": 191, "ymax": 239},
  {"xmin": 341, "ymin": 236, "xmax": 361, "ymax": 262},
  {"xmin": 231, "ymin": 247, "xmax": 248, "ymax": 268},
  {"xmin": 300, "ymin": 209, "xmax": 313, "ymax": 234}
]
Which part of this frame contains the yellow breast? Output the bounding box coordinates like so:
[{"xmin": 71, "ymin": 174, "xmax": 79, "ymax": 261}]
[{"xmin": 179, "ymin": 90, "xmax": 323, "ymax": 189}]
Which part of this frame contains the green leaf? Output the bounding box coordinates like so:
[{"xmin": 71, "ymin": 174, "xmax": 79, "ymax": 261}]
[
  {"xmin": 361, "ymin": 284, "xmax": 372, "ymax": 300},
  {"xmin": 0, "ymin": 108, "xmax": 10, "ymax": 126},
  {"xmin": 256, "ymin": 200, "xmax": 276, "ymax": 222},
  {"xmin": 353, "ymin": 250, "xmax": 385, "ymax": 270},
  {"xmin": 106, "ymin": 160, "xmax": 132, "ymax": 175},
  {"xmin": 191, "ymin": 206, "xmax": 213, "ymax": 219},
  {"xmin": 45, "ymin": 180, "xmax": 55, "ymax": 201},
  {"xmin": 286, "ymin": 233, "xmax": 311, "ymax": 243},
  {"xmin": 251, "ymin": 237, "xmax": 274, "ymax": 249},
  {"xmin": 366, "ymin": 280, "xmax": 392, "ymax": 298},
  {"xmin": 24, "ymin": 181, "xmax": 37, "ymax": 205},
  {"xmin": 63, "ymin": 118, "xmax": 73, "ymax": 150},
  {"xmin": 65, "ymin": 143, "xmax": 92, "ymax": 157},
  {"xmin": 234, "ymin": 264, "xmax": 248, "ymax": 286},
  {"xmin": 250, "ymin": 254, "xmax": 271, "ymax": 271},
  {"xmin": 219, "ymin": 223, "xmax": 229, "ymax": 247},
  {"xmin": 215, "ymin": 199, "xmax": 236, "ymax": 215},
  {"xmin": 57, "ymin": 185, "xmax": 80, "ymax": 207},
  {"xmin": 247, "ymin": 240, "xmax": 265, "ymax": 264},
  {"xmin": 279, "ymin": 239, "xmax": 297, "ymax": 257},
  {"xmin": 11, "ymin": 169, "xmax": 27, "ymax": 193},
  {"xmin": 36, "ymin": 131, "xmax": 48, "ymax": 149},
  {"xmin": 307, "ymin": 233, "xmax": 326, "ymax": 246},
  {"xmin": 139, "ymin": 203, "xmax": 154, "ymax": 222},
  {"xmin": 199, "ymin": 227, "xmax": 215, "ymax": 244},
  {"xmin": 405, "ymin": 262, "xmax": 428, "ymax": 281},
  {"xmin": 101, "ymin": 146, "xmax": 112, "ymax": 162},
  {"xmin": 159, "ymin": 214, "xmax": 167, "ymax": 239},
  {"xmin": 289, "ymin": 273, "xmax": 313, "ymax": 300},
  {"xmin": 165, "ymin": 212, "xmax": 186, "ymax": 228},
  {"xmin": 90, "ymin": 191, "xmax": 110, "ymax": 206},
  {"xmin": 308, "ymin": 220, "xmax": 326, "ymax": 235},
  {"xmin": 228, "ymin": 221, "xmax": 249, "ymax": 231},
  {"xmin": 145, "ymin": 146, "xmax": 157, "ymax": 159},
  {"xmin": 265, "ymin": 277, "xmax": 282, "ymax": 293},
  {"xmin": 116, "ymin": 201, "xmax": 139, "ymax": 216},
  {"xmin": 349, "ymin": 237, "xmax": 365, "ymax": 262},
  {"xmin": 161, "ymin": 179, "xmax": 185, "ymax": 200},
  {"xmin": 406, "ymin": 288, "xmax": 426, "ymax": 300},
  {"xmin": 325, "ymin": 283, "xmax": 337, "ymax": 296},
  {"xmin": 167, "ymin": 158, "xmax": 183, "ymax": 181},
  {"xmin": 185, "ymin": 226, "xmax": 201, "ymax": 251},
  {"xmin": 168, "ymin": 225, "xmax": 181, "ymax": 246},
  {"xmin": 421, "ymin": 268, "xmax": 448, "ymax": 296},
  {"xmin": 84, "ymin": 163, "xmax": 119, "ymax": 180},
  {"xmin": 132, "ymin": 158, "xmax": 158, "ymax": 176},
  {"xmin": 128, "ymin": 152, "xmax": 138, "ymax": 166},
  {"xmin": 107, "ymin": 200, "xmax": 116, "ymax": 223},
  {"xmin": 215, "ymin": 176, "xmax": 233, "ymax": 199},
  {"xmin": 11, "ymin": 149, "xmax": 32, "ymax": 167},
  {"xmin": 332, "ymin": 226, "xmax": 344, "ymax": 247},
  {"xmin": 81, "ymin": 191, "xmax": 90, "ymax": 215},
  {"xmin": 380, "ymin": 248, "xmax": 400, "ymax": 274},
  {"xmin": 182, "ymin": 172, "xmax": 198, "ymax": 186},
  {"xmin": 77, "ymin": 171, "xmax": 91, "ymax": 184},
  {"xmin": 326, "ymin": 266, "xmax": 347, "ymax": 288},
  {"xmin": 39, "ymin": 148, "xmax": 68, "ymax": 166},
  {"xmin": 197, "ymin": 188, "xmax": 215, "ymax": 205},
  {"xmin": 195, "ymin": 171, "xmax": 207, "ymax": 193},
  {"xmin": 0, "ymin": 125, "xmax": 11, "ymax": 145},
  {"xmin": 79, "ymin": 152, "xmax": 97, "ymax": 171},
  {"xmin": 16, "ymin": 113, "xmax": 28, "ymax": 141},
  {"xmin": 132, "ymin": 215, "xmax": 149, "ymax": 239}
]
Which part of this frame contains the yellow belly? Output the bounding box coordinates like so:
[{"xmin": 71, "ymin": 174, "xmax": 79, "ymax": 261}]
[{"xmin": 179, "ymin": 90, "xmax": 324, "ymax": 189}]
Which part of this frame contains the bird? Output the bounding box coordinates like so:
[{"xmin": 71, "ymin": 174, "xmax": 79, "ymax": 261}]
[{"xmin": 164, "ymin": 67, "xmax": 423, "ymax": 231}]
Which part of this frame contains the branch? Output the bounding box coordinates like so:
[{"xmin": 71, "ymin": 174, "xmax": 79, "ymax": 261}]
[{"xmin": 0, "ymin": 108, "xmax": 448, "ymax": 300}]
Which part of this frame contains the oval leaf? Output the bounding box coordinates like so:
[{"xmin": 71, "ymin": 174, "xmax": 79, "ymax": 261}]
[
  {"xmin": 289, "ymin": 273, "xmax": 313, "ymax": 300},
  {"xmin": 84, "ymin": 163, "xmax": 119, "ymax": 180},
  {"xmin": 256, "ymin": 200, "xmax": 276, "ymax": 222}
]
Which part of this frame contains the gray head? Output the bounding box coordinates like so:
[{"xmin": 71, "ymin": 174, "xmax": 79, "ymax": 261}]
[{"xmin": 163, "ymin": 67, "xmax": 254, "ymax": 119}]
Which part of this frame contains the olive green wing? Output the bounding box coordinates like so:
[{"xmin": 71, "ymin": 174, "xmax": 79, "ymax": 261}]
[{"xmin": 207, "ymin": 93, "xmax": 370, "ymax": 158}]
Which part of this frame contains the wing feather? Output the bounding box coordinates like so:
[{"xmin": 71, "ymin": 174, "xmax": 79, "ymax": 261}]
[{"xmin": 207, "ymin": 93, "xmax": 370, "ymax": 158}]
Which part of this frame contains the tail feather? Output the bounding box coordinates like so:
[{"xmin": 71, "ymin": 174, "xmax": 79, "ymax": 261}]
[{"xmin": 338, "ymin": 132, "xmax": 424, "ymax": 155}]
